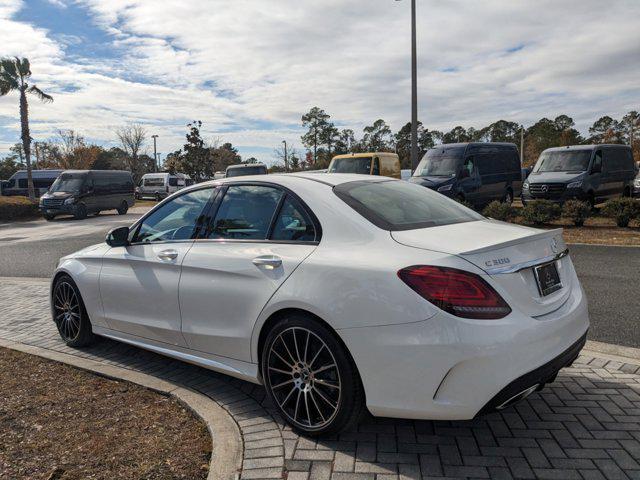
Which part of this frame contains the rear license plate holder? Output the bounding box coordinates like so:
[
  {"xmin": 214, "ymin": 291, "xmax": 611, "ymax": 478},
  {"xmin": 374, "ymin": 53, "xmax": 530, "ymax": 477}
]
[{"xmin": 534, "ymin": 261, "xmax": 562, "ymax": 297}]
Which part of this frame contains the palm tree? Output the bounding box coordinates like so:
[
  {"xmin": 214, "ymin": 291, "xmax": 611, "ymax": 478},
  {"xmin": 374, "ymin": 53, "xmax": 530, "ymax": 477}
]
[{"xmin": 0, "ymin": 57, "xmax": 53, "ymax": 200}]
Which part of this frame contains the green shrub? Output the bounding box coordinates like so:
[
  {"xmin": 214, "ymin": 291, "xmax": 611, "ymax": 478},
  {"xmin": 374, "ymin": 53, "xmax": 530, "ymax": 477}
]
[
  {"xmin": 0, "ymin": 196, "xmax": 39, "ymax": 222},
  {"xmin": 562, "ymin": 200, "xmax": 591, "ymax": 227},
  {"xmin": 482, "ymin": 200, "xmax": 515, "ymax": 222},
  {"xmin": 454, "ymin": 196, "xmax": 476, "ymax": 211},
  {"xmin": 602, "ymin": 198, "xmax": 640, "ymax": 228},
  {"xmin": 521, "ymin": 200, "xmax": 562, "ymax": 225}
]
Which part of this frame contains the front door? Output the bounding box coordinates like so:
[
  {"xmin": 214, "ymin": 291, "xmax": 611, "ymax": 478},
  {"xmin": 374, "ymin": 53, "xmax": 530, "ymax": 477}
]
[
  {"xmin": 100, "ymin": 187, "xmax": 216, "ymax": 345},
  {"xmin": 180, "ymin": 184, "xmax": 319, "ymax": 362}
]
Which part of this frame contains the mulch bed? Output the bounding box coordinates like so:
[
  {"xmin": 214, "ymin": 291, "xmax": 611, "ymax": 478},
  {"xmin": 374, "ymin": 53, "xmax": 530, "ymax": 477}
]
[{"xmin": 0, "ymin": 347, "xmax": 211, "ymax": 479}]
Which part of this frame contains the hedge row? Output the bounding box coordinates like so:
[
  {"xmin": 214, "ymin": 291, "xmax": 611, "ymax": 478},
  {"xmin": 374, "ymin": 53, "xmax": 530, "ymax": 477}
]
[
  {"xmin": 0, "ymin": 196, "xmax": 39, "ymax": 222},
  {"xmin": 479, "ymin": 198, "xmax": 640, "ymax": 227}
]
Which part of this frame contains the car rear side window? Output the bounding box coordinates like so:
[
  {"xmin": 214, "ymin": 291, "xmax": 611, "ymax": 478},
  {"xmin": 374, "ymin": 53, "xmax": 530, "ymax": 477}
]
[
  {"xmin": 334, "ymin": 180, "xmax": 483, "ymax": 231},
  {"xmin": 208, "ymin": 185, "xmax": 283, "ymax": 240},
  {"xmin": 271, "ymin": 195, "xmax": 317, "ymax": 242}
]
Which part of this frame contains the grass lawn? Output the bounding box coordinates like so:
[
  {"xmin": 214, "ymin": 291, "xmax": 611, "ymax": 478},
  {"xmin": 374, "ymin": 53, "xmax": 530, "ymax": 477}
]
[{"xmin": 0, "ymin": 347, "xmax": 211, "ymax": 480}]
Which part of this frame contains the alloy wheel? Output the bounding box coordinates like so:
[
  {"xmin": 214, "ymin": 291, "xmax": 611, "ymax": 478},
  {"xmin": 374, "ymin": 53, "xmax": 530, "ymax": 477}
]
[
  {"xmin": 266, "ymin": 327, "xmax": 342, "ymax": 430},
  {"xmin": 53, "ymin": 281, "xmax": 81, "ymax": 342}
]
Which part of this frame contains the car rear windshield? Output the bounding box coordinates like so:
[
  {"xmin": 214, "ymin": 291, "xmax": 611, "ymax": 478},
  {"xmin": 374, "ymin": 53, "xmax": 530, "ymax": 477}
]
[
  {"xmin": 413, "ymin": 147, "xmax": 465, "ymax": 177},
  {"xmin": 328, "ymin": 157, "xmax": 372, "ymax": 174},
  {"xmin": 533, "ymin": 150, "xmax": 592, "ymax": 173},
  {"xmin": 334, "ymin": 180, "xmax": 483, "ymax": 231}
]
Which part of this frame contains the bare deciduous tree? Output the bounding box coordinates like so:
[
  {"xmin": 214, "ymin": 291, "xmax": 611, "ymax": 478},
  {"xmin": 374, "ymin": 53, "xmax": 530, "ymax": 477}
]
[{"xmin": 115, "ymin": 123, "xmax": 148, "ymax": 177}]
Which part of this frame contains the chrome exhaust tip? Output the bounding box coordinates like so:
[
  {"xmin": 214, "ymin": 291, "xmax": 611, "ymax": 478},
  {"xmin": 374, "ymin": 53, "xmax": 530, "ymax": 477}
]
[{"xmin": 496, "ymin": 384, "xmax": 540, "ymax": 410}]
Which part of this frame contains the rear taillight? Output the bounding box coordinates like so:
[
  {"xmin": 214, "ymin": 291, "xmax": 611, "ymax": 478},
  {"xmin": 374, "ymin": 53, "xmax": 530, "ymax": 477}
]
[{"xmin": 398, "ymin": 265, "xmax": 511, "ymax": 319}]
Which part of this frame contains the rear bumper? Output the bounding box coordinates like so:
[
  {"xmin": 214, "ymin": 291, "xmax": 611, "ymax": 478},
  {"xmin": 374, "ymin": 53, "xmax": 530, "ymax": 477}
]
[
  {"xmin": 339, "ymin": 278, "xmax": 589, "ymax": 420},
  {"xmin": 476, "ymin": 331, "xmax": 586, "ymax": 415}
]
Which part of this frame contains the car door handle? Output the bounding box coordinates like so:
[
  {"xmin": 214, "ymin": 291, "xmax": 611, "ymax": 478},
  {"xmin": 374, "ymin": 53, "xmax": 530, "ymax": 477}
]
[
  {"xmin": 252, "ymin": 255, "xmax": 282, "ymax": 269},
  {"xmin": 157, "ymin": 249, "xmax": 179, "ymax": 261}
]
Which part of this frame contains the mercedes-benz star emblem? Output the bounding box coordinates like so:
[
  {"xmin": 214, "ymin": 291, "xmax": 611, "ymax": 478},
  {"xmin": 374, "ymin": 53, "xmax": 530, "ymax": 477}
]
[
  {"xmin": 551, "ymin": 237, "xmax": 559, "ymax": 254},
  {"xmin": 541, "ymin": 185, "xmax": 549, "ymax": 193}
]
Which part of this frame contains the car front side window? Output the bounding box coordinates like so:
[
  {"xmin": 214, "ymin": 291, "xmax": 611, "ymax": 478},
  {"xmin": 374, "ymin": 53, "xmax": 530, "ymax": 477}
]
[{"xmin": 133, "ymin": 188, "xmax": 215, "ymax": 243}]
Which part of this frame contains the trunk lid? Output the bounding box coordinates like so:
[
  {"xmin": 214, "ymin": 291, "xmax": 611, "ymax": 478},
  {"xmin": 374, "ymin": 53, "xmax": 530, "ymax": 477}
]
[{"xmin": 391, "ymin": 220, "xmax": 572, "ymax": 317}]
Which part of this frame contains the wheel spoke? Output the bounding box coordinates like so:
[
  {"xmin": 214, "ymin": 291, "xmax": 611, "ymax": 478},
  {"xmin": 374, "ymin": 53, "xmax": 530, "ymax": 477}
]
[
  {"xmin": 279, "ymin": 386, "xmax": 297, "ymax": 408},
  {"xmin": 293, "ymin": 390, "xmax": 302, "ymax": 422},
  {"xmin": 315, "ymin": 378, "xmax": 339, "ymax": 390},
  {"xmin": 292, "ymin": 329, "xmax": 302, "ymax": 363},
  {"xmin": 314, "ymin": 386, "xmax": 338, "ymax": 410},
  {"xmin": 308, "ymin": 344, "xmax": 325, "ymax": 369},
  {"xmin": 304, "ymin": 391, "xmax": 312, "ymax": 426},
  {"xmin": 313, "ymin": 363, "xmax": 336, "ymax": 375},
  {"xmin": 309, "ymin": 390, "xmax": 325, "ymax": 422},
  {"xmin": 271, "ymin": 350, "xmax": 294, "ymax": 369},
  {"xmin": 268, "ymin": 366, "xmax": 291, "ymax": 375},
  {"xmin": 279, "ymin": 335, "xmax": 297, "ymax": 366},
  {"xmin": 272, "ymin": 378, "xmax": 294, "ymax": 389},
  {"xmin": 303, "ymin": 330, "xmax": 310, "ymax": 363}
]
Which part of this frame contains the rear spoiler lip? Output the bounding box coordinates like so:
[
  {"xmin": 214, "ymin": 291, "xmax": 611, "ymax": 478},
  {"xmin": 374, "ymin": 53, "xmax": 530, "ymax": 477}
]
[{"xmin": 459, "ymin": 227, "xmax": 564, "ymax": 256}]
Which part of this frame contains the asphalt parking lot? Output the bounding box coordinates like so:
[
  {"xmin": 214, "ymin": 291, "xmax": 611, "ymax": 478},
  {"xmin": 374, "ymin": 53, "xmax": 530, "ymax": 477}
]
[{"xmin": 1, "ymin": 212, "xmax": 638, "ymax": 348}]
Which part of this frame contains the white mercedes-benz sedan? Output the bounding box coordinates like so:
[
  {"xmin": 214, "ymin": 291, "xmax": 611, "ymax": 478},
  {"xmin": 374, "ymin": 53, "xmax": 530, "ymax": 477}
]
[{"xmin": 50, "ymin": 173, "xmax": 589, "ymax": 435}]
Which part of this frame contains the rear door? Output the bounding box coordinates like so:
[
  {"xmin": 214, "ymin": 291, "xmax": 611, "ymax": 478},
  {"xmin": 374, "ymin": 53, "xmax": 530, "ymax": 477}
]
[{"xmin": 179, "ymin": 183, "xmax": 320, "ymax": 362}]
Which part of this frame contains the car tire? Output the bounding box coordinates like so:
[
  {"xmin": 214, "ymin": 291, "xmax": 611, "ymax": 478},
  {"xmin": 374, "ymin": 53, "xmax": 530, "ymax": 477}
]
[
  {"xmin": 51, "ymin": 275, "xmax": 96, "ymax": 348},
  {"xmin": 74, "ymin": 204, "xmax": 87, "ymax": 220},
  {"xmin": 261, "ymin": 314, "xmax": 364, "ymax": 436},
  {"xmin": 43, "ymin": 214, "xmax": 55, "ymax": 221},
  {"xmin": 117, "ymin": 201, "xmax": 129, "ymax": 215},
  {"xmin": 155, "ymin": 193, "xmax": 162, "ymax": 202}
]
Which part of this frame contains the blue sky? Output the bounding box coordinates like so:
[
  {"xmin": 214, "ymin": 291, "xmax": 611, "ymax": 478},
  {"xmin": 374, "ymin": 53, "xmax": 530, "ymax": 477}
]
[{"xmin": 1, "ymin": 0, "xmax": 639, "ymax": 165}]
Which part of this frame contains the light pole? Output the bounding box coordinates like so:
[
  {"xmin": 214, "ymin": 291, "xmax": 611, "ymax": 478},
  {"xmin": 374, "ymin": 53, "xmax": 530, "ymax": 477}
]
[
  {"xmin": 282, "ymin": 140, "xmax": 288, "ymax": 172},
  {"xmin": 398, "ymin": 0, "xmax": 419, "ymax": 172},
  {"xmin": 151, "ymin": 134, "xmax": 159, "ymax": 172}
]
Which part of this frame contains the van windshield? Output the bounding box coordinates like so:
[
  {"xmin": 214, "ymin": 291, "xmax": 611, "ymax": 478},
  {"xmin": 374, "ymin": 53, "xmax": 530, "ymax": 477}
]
[
  {"xmin": 533, "ymin": 150, "xmax": 592, "ymax": 173},
  {"xmin": 413, "ymin": 147, "xmax": 465, "ymax": 177},
  {"xmin": 328, "ymin": 157, "xmax": 372, "ymax": 174},
  {"xmin": 49, "ymin": 174, "xmax": 84, "ymax": 193},
  {"xmin": 226, "ymin": 166, "xmax": 267, "ymax": 177}
]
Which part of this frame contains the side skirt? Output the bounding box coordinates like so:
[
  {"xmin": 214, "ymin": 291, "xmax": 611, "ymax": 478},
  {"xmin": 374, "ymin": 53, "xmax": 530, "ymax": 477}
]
[{"xmin": 93, "ymin": 326, "xmax": 261, "ymax": 385}]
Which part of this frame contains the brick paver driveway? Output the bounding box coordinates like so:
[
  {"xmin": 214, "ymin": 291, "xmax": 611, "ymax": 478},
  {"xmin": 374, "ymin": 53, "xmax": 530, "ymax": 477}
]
[{"xmin": 3, "ymin": 277, "xmax": 640, "ymax": 480}]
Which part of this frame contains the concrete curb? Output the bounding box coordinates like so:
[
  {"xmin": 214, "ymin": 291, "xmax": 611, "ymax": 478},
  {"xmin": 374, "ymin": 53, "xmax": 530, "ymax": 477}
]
[
  {"xmin": 584, "ymin": 339, "xmax": 640, "ymax": 366},
  {"xmin": 0, "ymin": 337, "xmax": 242, "ymax": 480}
]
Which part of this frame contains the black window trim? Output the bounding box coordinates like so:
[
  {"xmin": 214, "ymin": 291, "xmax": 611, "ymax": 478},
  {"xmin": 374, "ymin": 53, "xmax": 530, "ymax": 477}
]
[
  {"xmin": 128, "ymin": 185, "xmax": 220, "ymax": 245},
  {"xmin": 196, "ymin": 180, "xmax": 322, "ymax": 245}
]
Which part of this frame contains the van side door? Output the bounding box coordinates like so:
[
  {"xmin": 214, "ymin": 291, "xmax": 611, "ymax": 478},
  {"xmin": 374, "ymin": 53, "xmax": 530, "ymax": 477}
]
[
  {"xmin": 590, "ymin": 149, "xmax": 606, "ymax": 201},
  {"xmin": 459, "ymin": 154, "xmax": 481, "ymax": 204}
]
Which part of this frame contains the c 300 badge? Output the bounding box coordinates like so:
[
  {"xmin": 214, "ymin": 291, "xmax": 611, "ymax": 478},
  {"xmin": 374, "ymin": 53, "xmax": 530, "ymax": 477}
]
[{"xmin": 485, "ymin": 257, "xmax": 511, "ymax": 267}]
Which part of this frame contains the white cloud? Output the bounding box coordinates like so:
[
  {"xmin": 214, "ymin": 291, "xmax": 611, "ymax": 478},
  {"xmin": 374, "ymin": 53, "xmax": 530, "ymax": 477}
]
[{"xmin": 1, "ymin": 0, "xmax": 639, "ymax": 162}]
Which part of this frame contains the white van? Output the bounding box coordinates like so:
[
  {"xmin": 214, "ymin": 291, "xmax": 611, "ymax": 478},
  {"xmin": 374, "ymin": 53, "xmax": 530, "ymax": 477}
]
[{"xmin": 136, "ymin": 172, "xmax": 193, "ymax": 201}]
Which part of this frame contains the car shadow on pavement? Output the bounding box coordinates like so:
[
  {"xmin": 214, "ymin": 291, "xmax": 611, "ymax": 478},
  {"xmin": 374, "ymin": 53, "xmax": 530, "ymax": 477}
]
[{"xmin": 61, "ymin": 336, "xmax": 640, "ymax": 479}]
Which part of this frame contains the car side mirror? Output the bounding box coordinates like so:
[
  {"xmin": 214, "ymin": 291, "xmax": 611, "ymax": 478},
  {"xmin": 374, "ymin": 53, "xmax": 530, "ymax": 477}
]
[
  {"xmin": 106, "ymin": 226, "xmax": 130, "ymax": 247},
  {"xmin": 459, "ymin": 169, "xmax": 470, "ymax": 179},
  {"xmin": 591, "ymin": 164, "xmax": 601, "ymax": 174}
]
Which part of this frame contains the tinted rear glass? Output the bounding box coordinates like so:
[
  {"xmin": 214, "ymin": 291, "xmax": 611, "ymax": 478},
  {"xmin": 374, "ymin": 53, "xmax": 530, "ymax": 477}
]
[{"xmin": 334, "ymin": 180, "xmax": 483, "ymax": 231}]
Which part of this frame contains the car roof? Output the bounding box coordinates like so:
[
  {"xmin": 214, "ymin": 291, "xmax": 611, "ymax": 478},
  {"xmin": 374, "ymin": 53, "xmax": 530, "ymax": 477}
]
[
  {"xmin": 331, "ymin": 152, "xmax": 397, "ymax": 159},
  {"xmin": 432, "ymin": 142, "xmax": 517, "ymax": 149},
  {"xmin": 226, "ymin": 163, "xmax": 267, "ymax": 169},
  {"xmin": 198, "ymin": 172, "xmax": 390, "ymax": 189}
]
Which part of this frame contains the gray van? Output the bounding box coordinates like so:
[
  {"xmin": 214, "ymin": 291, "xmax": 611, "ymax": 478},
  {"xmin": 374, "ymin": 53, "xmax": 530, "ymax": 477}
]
[
  {"xmin": 1, "ymin": 169, "xmax": 64, "ymax": 197},
  {"xmin": 523, "ymin": 144, "xmax": 636, "ymax": 206},
  {"xmin": 39, "ymin": 170, "xmax": 135, "ymax": 220},
  {"xmin": 409, "ymin": 142, "xmax": 522, "ymax": 208}
]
